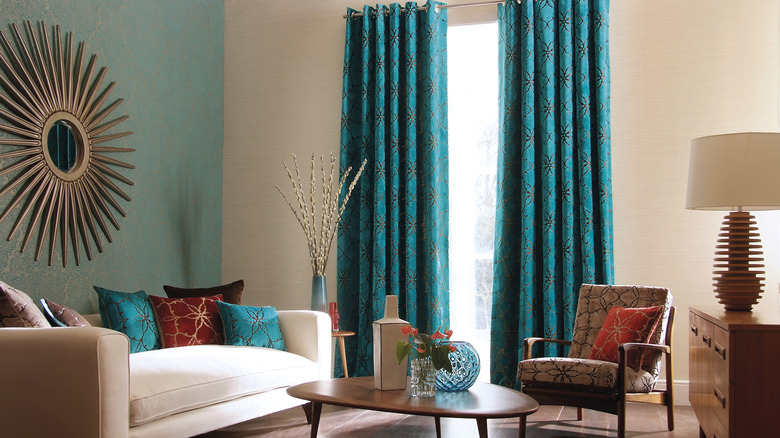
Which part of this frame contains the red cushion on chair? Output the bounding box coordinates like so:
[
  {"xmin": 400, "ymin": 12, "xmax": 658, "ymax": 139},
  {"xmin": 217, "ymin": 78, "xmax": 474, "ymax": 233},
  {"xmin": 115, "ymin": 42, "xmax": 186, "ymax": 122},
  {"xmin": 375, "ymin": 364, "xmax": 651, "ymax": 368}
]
[
  {"xmin": 149, "ymin": 294, "xmax": 224, "ymax": 348},
  {"xmin": 588, "ymin": 305, "xmax": 664, "ymax": 369}
]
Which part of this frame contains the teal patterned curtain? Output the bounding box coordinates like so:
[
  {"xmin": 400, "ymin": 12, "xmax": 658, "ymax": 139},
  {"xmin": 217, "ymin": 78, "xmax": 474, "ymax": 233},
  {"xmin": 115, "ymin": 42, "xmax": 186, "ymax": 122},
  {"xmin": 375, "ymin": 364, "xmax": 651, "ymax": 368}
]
[
  {"xmin": 490, "ymin": 0, "xmax": 614, "ymax": 388},
  {"xmin": 337, "ymin": 2, "xmax": 449, "ymax": 378}
]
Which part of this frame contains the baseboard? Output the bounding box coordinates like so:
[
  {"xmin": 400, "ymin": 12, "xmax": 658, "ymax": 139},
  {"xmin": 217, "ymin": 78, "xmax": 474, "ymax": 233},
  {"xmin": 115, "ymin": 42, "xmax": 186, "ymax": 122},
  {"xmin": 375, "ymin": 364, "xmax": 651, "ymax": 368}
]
[{"xmin": 661, "ymin": 379, "xmax": 690, "ymax": 406}]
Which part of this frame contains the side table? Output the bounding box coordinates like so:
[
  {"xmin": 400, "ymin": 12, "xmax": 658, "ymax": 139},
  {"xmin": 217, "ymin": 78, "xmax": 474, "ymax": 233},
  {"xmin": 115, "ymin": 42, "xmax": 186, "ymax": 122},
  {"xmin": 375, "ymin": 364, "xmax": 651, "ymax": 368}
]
[{"xmin": 331, "ymin": 330, "xmax": 355, "ymax": 378}]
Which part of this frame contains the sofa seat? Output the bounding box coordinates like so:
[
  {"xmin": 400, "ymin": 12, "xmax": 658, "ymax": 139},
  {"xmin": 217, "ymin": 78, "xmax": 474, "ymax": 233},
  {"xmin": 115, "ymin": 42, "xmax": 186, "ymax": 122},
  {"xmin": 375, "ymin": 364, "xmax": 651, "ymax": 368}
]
[{"xmin": 130, "ymin": 344, "xmax": 318, "ymax": 426}]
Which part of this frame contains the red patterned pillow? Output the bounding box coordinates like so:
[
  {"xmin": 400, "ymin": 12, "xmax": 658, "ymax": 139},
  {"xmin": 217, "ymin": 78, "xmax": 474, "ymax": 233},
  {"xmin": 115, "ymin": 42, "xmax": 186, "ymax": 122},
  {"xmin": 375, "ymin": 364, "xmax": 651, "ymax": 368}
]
[
  {"xmin": 148, "ymin": 294, "xmax": 224, "ymax": 348},
  {"xmin": 589, "ymin": 306, "xmax": 664, "ymax": 369}
]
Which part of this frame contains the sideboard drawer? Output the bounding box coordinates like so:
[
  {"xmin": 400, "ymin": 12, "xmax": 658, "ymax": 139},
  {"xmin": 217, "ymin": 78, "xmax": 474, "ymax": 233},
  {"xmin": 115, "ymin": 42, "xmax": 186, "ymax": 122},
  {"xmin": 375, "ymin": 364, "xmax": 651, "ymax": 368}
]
[
  {"xmin": 711, "ymin": 325, "xmax": 729, "ymax": 430},
  {"xmin": 711, "ymin": 414, "xmax": 728, "ymax": 438}
]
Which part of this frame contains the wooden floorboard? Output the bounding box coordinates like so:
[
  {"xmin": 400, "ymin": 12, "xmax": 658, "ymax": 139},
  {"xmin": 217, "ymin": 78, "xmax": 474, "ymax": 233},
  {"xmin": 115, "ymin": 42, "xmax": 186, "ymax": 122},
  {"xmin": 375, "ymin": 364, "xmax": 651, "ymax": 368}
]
[{"xmin": 198, "ymin": 403, "xmax": 699, "ymax": 437}]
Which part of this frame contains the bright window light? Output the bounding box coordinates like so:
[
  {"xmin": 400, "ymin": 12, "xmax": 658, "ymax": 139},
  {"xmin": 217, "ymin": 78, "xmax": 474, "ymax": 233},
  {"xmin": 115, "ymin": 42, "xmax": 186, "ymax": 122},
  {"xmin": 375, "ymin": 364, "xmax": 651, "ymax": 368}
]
[{"xmin": 448, "ymin": 21, "xmax": 498, "ymax": 382}]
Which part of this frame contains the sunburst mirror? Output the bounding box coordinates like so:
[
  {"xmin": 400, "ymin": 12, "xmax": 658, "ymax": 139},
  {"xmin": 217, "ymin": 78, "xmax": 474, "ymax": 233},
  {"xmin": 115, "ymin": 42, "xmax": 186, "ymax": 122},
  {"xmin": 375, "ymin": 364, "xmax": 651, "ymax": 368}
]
[{"xmin": 0, "ymin": 21, "xmax": 133, "ymax": 267}]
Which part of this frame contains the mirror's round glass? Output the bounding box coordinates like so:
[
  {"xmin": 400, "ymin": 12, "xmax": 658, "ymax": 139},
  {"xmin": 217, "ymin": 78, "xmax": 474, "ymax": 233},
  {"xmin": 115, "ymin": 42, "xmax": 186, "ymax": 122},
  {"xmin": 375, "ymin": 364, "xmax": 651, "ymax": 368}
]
[{"xmin": 46, "ymin": 120, "xmax": 78, "ymax": 172}]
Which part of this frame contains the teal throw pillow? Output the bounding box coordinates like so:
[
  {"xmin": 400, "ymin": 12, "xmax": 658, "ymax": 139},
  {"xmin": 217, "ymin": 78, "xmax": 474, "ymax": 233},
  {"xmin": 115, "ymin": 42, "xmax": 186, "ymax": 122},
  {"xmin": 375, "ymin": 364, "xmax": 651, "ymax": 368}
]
[
  {"xmin": 94, "ymin": 286, "xmax": 161, "ymax": 353},
  {"xmin": 216, "ymin": 301, "xmax": 285, "ymax": 351}
]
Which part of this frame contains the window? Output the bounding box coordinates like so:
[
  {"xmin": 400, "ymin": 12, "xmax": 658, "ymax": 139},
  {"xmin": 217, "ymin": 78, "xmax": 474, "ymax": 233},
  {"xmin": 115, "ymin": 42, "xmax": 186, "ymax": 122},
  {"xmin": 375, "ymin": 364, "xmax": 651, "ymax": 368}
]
[{"xmin": 448, "ymin": 22, "xmax": 498, "ymax": 381}]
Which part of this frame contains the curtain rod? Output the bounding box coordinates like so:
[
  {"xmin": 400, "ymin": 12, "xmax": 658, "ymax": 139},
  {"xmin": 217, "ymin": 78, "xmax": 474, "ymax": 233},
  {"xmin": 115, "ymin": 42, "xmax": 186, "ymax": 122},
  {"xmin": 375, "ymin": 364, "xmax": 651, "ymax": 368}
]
[{"xmin": 343, "ymin": 1, "xmax": 508, "ymax": 19}]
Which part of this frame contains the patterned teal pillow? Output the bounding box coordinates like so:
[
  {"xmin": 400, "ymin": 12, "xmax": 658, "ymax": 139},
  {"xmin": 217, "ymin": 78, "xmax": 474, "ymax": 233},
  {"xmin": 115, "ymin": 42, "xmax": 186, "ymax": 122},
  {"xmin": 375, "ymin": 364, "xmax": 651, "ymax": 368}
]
[
  {"xmin": 216, "ymin": 301, "xmax": 285, "ymax": 351},
  {"xmin": 94, "ymin": 286, "xmax": 161, "ymax": 353}
]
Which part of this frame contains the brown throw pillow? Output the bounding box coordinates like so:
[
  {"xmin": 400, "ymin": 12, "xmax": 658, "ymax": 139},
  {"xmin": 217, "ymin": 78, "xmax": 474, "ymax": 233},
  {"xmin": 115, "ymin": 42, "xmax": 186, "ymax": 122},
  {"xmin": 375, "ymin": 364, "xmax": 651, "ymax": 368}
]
[
  {"xmin": 163, "ymin": 279, "xmax": 244, "ymax": 305},
  {"xmin": 0, "ymin": 280, "xmax": 50, "ymax": 327},
  {"xmin": 41, "ymin": 298, "xmax": 92, "ymax": 327}
]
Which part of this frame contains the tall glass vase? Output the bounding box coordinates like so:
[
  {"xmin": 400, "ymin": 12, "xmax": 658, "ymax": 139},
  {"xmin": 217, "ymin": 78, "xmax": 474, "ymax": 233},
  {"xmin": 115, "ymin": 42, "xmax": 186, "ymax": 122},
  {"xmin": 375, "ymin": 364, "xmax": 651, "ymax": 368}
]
[
  {"xmin": 410, "ymin": 356, "xmax": 436, "ymax": 397},
  {"xmin": 311, "ymin": 275, "xmax": 327, "ymax": 313}
]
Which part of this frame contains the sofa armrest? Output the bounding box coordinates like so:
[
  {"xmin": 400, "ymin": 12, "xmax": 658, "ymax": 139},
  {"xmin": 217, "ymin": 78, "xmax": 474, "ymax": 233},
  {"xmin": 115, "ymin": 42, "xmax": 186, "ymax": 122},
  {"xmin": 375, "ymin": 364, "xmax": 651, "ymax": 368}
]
[
  {"xmin": 0, "ymin": 327, "xmax": 130, "ymax": 438},
  {"xmin": 277, "ymin": 310, "xmax": 332, "ymax": 379}
]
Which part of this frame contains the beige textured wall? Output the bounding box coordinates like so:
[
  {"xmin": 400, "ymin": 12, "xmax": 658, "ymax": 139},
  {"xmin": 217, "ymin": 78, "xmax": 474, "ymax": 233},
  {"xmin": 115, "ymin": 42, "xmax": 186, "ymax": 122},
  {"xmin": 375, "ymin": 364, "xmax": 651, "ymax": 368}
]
[
  {"xmin": 610, "ymin": 0, "xmax": 780, "ymax": 388},
  {"xmin": 224, "ymin": 0, "xmax": 780, "ymax": 390},
  {"xmin": 223, "ymin": 0, "xmax": 347, "ymax": 310}
]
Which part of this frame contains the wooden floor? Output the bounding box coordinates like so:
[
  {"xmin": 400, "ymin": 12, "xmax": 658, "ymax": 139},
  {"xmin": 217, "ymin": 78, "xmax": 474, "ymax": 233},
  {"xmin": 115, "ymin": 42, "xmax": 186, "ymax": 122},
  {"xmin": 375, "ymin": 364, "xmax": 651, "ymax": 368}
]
[{"xmin": 199, "ymin": 403, "xmax": 699, "ymax": 437}]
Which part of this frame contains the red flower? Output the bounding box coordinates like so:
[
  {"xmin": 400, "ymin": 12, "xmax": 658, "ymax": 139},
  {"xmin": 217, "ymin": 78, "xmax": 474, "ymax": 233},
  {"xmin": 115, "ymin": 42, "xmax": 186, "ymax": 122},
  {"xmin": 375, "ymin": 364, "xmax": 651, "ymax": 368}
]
[
  {"xmin": 401, "ymin": 325, "xmax": 418, "ymax": 336},
  {"xmin": 396, "ymin": 324, "xmax": 456, "ymax": 372}
]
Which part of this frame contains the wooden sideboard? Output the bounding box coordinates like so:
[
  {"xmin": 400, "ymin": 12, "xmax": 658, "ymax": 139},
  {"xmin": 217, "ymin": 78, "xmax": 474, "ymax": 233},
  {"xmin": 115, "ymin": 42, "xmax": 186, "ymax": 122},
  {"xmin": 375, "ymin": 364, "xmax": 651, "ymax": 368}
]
[{"xmin": 689, "ymin": 306, "xmax": 780, "ymax": 437}]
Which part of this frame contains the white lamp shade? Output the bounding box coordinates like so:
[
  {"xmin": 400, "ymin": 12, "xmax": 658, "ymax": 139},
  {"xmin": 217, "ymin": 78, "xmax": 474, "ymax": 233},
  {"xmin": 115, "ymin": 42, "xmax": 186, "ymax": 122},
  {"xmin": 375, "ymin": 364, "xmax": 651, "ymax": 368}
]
[{"xmin": 686, "ymin": 132, "xmax": 780, "ymax": 211}]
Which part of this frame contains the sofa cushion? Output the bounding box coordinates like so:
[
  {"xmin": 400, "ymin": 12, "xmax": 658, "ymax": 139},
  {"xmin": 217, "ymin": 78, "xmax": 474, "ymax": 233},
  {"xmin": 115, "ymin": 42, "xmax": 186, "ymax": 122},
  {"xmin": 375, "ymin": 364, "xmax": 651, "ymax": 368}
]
[
  {"xmin": 94, "ymin": 286, "xmax": 161, "ymax": 353},
  {"xmin": 128, "ymin": 344, "xmax": 318, "ymax": 426},
  {"xmin": 217, "ymin": 301, "xmax": 285, "ymax": 350},
  {"xmin": 163, "ymin": 279, "xmax": 244, "ymax": 305},
  {"xmin": 148, "ymin": 294, "xmax": 224, "ymax": 348},
  {"xmin": 41, "ymin": 298, "xmax": 91, "ymax": 327},
  {"xmin": 0, "ymin": 280, "xmax": 50, "ymax": 327}
]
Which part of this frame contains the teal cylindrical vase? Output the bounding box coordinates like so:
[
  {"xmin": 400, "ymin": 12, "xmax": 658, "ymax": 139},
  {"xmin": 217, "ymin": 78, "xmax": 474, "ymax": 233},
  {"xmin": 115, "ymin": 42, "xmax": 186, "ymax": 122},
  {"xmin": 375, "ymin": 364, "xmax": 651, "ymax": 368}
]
[
  {"xmin": 311, "ymin": 276, "xmax": 327, "ymax": 313},
  {"xmin": 435, "ymin": 341, "xmax": 480, "ymax": 391}
]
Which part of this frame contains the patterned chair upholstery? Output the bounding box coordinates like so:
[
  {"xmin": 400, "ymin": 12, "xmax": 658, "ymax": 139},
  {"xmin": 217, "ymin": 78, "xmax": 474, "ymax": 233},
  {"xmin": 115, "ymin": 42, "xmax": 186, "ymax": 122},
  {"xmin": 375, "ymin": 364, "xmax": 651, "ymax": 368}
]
[{"xmin": 518, "ymin": 284, "xmax": 675, "ymax": 438}]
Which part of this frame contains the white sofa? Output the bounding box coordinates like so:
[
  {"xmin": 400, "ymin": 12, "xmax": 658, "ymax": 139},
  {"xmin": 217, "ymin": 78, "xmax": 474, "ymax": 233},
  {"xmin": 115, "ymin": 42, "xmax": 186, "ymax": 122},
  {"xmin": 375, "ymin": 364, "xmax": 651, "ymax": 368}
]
[{"xmin": 0, "ymin": 310, "xmax": 331, "ymax": 438}]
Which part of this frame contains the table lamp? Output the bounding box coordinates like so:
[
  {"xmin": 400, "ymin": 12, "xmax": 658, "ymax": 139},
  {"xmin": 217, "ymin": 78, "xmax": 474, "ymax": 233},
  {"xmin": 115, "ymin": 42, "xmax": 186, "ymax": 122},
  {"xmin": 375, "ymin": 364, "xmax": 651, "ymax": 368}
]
[{"xmin": 686, "ymin": 132, "xmax": 780, "ymax": 311}]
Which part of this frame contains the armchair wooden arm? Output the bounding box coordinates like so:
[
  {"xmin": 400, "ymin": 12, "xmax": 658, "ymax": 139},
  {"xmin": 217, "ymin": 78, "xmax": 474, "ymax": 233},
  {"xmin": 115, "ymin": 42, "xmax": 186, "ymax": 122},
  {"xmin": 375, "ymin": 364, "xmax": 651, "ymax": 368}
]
[
  {"xmin": 615, "ymin": 306, "xmax": 676, "ymax": 434},
  {"xmin": 619, "ymin": 342, "xmax": 670, "ymax": 356},
  {"xmin": 522, "ymin": 337, "xmax": 571, "ymax": 360},
  {"xmin": 617, "ymin": 340, "xmax": 673, "ymax": 396}
]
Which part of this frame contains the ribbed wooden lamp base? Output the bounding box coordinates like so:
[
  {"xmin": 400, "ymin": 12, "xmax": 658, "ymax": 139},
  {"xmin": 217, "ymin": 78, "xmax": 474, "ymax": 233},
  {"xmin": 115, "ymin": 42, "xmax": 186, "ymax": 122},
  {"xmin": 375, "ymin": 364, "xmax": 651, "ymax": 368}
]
[{"xmin": 712, "ymin": 211, "xmax": 765, "ymax": 311}]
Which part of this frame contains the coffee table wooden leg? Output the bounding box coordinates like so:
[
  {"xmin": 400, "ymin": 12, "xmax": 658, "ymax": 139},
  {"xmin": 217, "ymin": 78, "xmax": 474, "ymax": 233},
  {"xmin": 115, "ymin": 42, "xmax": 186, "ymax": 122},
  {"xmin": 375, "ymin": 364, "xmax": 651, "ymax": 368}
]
[
  {"xmin": 518, "ymin": 415, "xmax": 527, "ymax": 438},
  {"xmin": 309, "ymin": 402, "xmax": 322, "ymax": 438},
  {"xmin": 475, "ymin": 418, "xmax": 488, "ymax": 437},
  {"xmin": 434, "ymin": 416, "xmax": 442, "ymax": 438},
  {"xmin": 302, "ymin": 402, "xmax": 313, "ymax": 424}
]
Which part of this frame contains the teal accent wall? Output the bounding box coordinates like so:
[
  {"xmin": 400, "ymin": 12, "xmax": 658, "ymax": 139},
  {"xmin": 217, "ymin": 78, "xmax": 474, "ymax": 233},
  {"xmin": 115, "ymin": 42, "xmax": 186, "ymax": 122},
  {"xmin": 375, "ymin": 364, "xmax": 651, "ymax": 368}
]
[{"xmin": 0, "ymin": 0, "xmax": 224, "ymax": 313}]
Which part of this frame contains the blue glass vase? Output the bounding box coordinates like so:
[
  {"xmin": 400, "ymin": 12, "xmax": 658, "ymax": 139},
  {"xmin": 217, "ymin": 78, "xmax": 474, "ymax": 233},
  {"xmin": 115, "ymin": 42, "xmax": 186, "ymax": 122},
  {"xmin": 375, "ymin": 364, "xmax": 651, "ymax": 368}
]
[
  {"xmin": 436, "ymin": 341, "xmax": 480, "ymax": 391},
  {"xmin": 311, "ymin": 276, "xmax": 327, "ymax": 313}
]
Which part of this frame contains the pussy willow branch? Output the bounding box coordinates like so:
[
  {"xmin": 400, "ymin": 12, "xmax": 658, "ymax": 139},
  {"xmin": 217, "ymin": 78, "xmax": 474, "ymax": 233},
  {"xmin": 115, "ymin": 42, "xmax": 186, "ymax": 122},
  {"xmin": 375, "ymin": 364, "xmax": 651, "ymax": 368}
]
[
  {"xmin": 278, "ymin": 156, "xmax": 317, "ymax": 273},
  {"xmin": 276, "ymin": 153, "xmax": 367, "ymax": 276},
  {"xmin": 322, "ymin": 159, "xmax": 366, "ymax": 272}
]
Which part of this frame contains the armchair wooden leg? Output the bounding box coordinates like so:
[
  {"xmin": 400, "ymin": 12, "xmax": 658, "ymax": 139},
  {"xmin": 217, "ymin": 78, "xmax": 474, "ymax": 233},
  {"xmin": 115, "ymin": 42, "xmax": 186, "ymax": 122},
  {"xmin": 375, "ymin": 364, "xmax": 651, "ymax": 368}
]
[
  {"xmin": 617, "ymin": 400, "xmax": 626, "ymax": 438},
  {"xmin": 576, "ymin": 407, "xmax": 583, "ymax": 421},
  {"xmin": 665, "ymin": 343, "xmax": 675, "ymax": 431}
]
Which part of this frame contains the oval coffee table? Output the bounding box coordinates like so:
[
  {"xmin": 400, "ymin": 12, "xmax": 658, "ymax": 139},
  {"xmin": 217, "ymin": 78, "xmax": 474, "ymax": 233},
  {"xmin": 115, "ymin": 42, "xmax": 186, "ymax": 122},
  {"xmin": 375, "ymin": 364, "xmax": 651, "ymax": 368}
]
[{"xmin": 287, "ymin": 376, "xmax": 539, "ymax": 438}]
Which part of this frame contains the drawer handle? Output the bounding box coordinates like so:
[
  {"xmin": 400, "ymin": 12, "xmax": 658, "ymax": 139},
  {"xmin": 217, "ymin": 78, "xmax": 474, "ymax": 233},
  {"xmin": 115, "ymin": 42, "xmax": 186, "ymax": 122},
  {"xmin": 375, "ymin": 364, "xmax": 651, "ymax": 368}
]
[
  {"xmin": 690, "ymin": 325, "xmax": 698, "ymax": 335},
  {"xmin": 714, "ymin": 342, "xmax": 726, "ymax": 360},
  {"xmin": 702, "ymin": 334, "xmax": 712, "ymax": 347},
  {"xmin": 714, "ymin": 387, "xmax": 727, "ymax": 409}
]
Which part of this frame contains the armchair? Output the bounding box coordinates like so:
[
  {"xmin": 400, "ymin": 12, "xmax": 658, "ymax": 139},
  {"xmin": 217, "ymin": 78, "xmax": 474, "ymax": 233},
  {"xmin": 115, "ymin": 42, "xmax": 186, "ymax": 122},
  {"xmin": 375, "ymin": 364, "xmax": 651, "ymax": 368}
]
[{"xmin": 517, "ymin": 284, "xmax": 674, "ymax": 438}]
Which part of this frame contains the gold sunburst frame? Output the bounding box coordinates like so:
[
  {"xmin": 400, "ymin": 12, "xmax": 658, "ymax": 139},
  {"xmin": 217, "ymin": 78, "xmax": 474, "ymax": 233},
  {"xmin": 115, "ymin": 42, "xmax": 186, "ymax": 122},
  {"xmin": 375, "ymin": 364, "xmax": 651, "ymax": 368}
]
[{"xmin": 0, "ymin": 21, "xmax": 133, "ymax": 267}]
